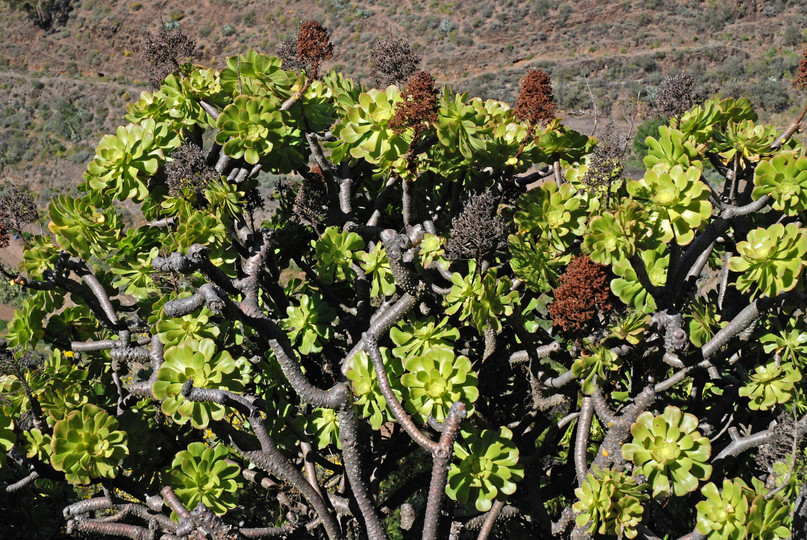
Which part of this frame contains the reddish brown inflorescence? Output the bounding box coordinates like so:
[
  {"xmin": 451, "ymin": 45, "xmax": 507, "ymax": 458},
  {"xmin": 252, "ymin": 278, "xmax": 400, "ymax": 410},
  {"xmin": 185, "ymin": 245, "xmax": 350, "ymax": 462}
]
[
  {"xmin": 514, "ymin": 69, "xmax": 556, "ymax": 127},
  {"xmin": 548, "ymin": 255, "xmax": 612, "ymax": 335},
  {"xmin": 297, "ymin": 20, "xmax": 333, "ymax": 76},
  {"xmin": 389, "ymin": 71, "xmax": 439, "ymax": 141},
  {"xmin": 795, "ymin": 48, "xmax": 807, "ymax": 91}
]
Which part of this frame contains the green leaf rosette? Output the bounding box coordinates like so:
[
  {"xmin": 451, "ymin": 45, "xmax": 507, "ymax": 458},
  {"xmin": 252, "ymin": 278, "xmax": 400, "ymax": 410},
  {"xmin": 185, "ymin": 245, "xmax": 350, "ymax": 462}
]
[
  {"xmin": 738, "ymin": 361, "xmax": 801, "ymax": 411},
  {"xmin": 346, "ymin": 348, "xmax": 404, "ymax": 430},
  {"xmin": 169, "ymin": 442, "xmax": 241, "ymax": 516},
  {"xmin": 215, "ymin": 95, "xmax": 284, "ymax": 165},
  {"xmin": 282, "ymin": 292, "xmax": 336, "ymax": 355},
  {"xmin": 696, "ymin": 479, "xmax": 751, "ymax": 539},
  {"xmin": 313, "ymin": 226, "xmax": 365, "ymax": 284},
  {"xmin": 152, "ymin": 339, "xmax": 245, "ymax": 429},
  {"xmin": 446, "ymin": 426, "xmax": 524, "ymax": 512},
  {"xmin": 573, "ymin": 466, "xmax": 648, "ymax": 539},
  {"xmin": 50, "ymin": 404, "xmax": 128, "ymax": 484},
  {"xmin": 400, "ymin": 346, "xmax": 479, "ymax": 422},
  {"xmin": 753, "ymin": 151, "xmax": 807, "ymax": 215},
  {"xmin": 621, "ymin": 406, "xmax": 712, "ymax": 497},
  {"xmin": 728, "ymin": 223, "xmax": 807, "ymax": 299}
]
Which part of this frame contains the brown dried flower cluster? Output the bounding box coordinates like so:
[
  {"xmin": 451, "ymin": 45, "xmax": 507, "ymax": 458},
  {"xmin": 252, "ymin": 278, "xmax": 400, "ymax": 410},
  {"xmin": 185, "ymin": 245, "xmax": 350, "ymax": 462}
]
[
  {"xmin": 652, "ymin": 71, "xmax": 701, "ymax": 120},
  {"xmin": 445, "ymin": 190, "xmax": 508, "ymax": 263},
  {"xmin": 140, "ymin": 28, "xmax": 196, "ymax": 89},
  {"xmin": 514, "ymin": 69, "xmax": 556, "ymax": 127},
  {"xmin": 795, "ymin": 48, "xmax": 807, "ymax": 91},
  {"xmin": 165, "ymin": 144, "xmax": 218, "ymax": 207},
  {"xmin": 370, "ymin": 38, "xmax": 421, "ymax": 88},
  {"xmin": 389, "ymin": 71, "xmax": 439, "ymax": 141},
  {"xmin": 548, "ymin": 255, "xmax": 612, "ymax": 335},
  {"xmin": 297, "ymin": 20, "xmax": 333, "ymax": 76}
]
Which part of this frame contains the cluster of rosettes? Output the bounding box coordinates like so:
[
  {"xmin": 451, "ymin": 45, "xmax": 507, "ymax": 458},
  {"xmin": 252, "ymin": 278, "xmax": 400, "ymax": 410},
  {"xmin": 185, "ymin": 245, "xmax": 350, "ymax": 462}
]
[
  {"xmin": 165, "ymin": 143, "xmax": 219, "ymax": 207},
  {"xmin": 389, "ymin": 70, "xmax": 439, "ymax": 142},
  {"xmin": 548, "ymin": 255, "xmax": 612, "ymax": 335},
  {"xmin": 514, "ymin": 69, "xmax": 556, "ymax": 127},
  {"xmin": 370, "ymin": 38, "xmax": 421, "ymax": 88}
]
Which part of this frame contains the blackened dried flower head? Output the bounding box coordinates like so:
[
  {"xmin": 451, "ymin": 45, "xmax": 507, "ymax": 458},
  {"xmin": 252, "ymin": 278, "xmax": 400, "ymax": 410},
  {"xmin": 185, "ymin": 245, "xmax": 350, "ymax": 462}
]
[
  {"xmin": 547, "ymin": 255, "xmax": 612, "ymax": 335},
  {"xmin": 445, "ymin": 190, "xmax": 508, "ymax": 263},
  {"xmin": 370, "ymin": 38, "xmax": 421, "ymax": 88},
  {"xmin": 795, "ymin": 48, "xmax": 807, "ymax": 91},
  {"xmin": 277, "ymin": 38, "xmax": 304, "ymax": 71},
  {"xmin": 292, "ymin": 166, "xmax": 328, "ymax": 228},
  {"xmin": 389, "ymin": 71, "xmax": 439, "ymax": 140},
  {"xmin": 0, "ymin": 185, "xmax": 37, "ymax": 235},
  {"xmin": 140, "ymin": 28, "xmax": 196, "ymax": 89},
  {"xmin": 652, "ymin": 71, "xmax": 701, "ymax": 120},
  {"xmin": 581, "ymin": 126, "xmax": 627, "ymax": 196},
  {"xmin": 165, "ymin": 144, "xmax": 218, "ymax": 207},
  {"xmin": 515, "ymin": 69, "xmax": 556, "ymax": 127},
  {"xmin": 297, "ymin": 20, "xmax": 333, "ymax": 76},
  {"xmin": 0, "ymin": 222, "xmax": 8, "ymax": 249}
]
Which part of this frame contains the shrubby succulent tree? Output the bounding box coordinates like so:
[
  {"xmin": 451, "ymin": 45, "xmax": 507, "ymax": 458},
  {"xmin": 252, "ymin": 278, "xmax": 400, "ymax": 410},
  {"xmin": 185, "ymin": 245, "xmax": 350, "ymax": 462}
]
[{"xmin": 2, "ymin": 21, "xmax": 807, "ymax": 540}]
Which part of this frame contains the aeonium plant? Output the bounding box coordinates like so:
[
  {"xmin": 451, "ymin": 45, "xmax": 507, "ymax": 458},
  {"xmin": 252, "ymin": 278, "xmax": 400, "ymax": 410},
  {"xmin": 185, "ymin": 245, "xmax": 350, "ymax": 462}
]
[{"xmin": 3, "ymin": 25, "xmax": 807, "ymax": 540}]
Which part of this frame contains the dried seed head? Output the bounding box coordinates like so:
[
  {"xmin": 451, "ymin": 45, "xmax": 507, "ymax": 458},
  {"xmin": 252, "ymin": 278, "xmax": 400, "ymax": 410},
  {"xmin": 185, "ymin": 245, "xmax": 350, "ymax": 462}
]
[
  {"xmin": 796, "ymin": 48, "xmax": 807, "ymax": 91},
  {"xmin": 0, "ymin": 185, "xmax": 37, "ymax": 235},
  {"xmin": 652, "ymin": 71, "xmax": 701, "ymax": 120},
  {"xmin": 515, "ymin": 69, "xmax": 556, "ymax": 127},
  {"xmin": 548, "ymin": 255, "xmax": 612, "ymax": 335},
  {"xmin": 581, "ymin": 125, "xmax": 627, "ymax": 196},
  {"xmin": 370, "ymin": 38, "xmax": 421, "ymax": 88},
  {"xmin": 445, "ymin": 190, "xmax": 508, "ymax": 263},
  {"xmin": 277, "ymin": 39, "xmax": 304, "ymax": 71},
  {"xmin": 140, "ymin": 28, "xmax": 195, "ymax": 89},
  {"xmin": 292, "ymin": 167, "xmax": 328, "ymax": 228},
  {"xmin": 389, "ymin": 71, "xmax": 439, "ymax": 140},
  {"xmin": 297, "ymin": 20, "xmax": 333, "ymax": 75},
  {"xmin": 165, "ymin": 144, "xmax": 218, "ymax": 207}
]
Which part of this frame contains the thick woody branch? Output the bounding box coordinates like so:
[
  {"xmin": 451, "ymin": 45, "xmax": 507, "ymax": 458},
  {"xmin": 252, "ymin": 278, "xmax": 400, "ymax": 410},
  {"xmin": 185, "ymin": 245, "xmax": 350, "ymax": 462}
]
[
  {"xmin": 422, "ymin": 401, "xmax": 466, "ymax": 540},
  {"xmin": 337, "ymin": 401, "xmax": 389, "ymax": 540},
  {"xmin": 509, "ymin": 342, "xmax": 561, "ymax": 365},
  {"xmin": 476, "ymin": 499, "xmax": 507, "ymax": 540},
  {"xmin": 66, "ymin": 519, "xmax": 153, "ymax": 540},
  {"xmin": 593, "ymin": 385, "xmax": 656, "ymax": 471},
  {"xmin": 365, "ymin": 334, "xmax": 436, "ymax": 452},
  {"xmin": 574, "ymin": 398, "xmax": 594, "ymax": 486}
]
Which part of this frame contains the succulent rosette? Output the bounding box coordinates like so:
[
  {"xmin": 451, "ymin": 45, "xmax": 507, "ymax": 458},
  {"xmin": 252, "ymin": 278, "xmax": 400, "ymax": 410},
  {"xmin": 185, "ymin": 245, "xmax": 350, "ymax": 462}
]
[
  {"xmin": 573, "ymin": 466, "xmax": 648, "ymax": 539},
  {"xmin": 622, "ymin": 406, "xmax": 712, "ymax": 497},
  {"xmin": 359, "ymin": 243, "xmax": 396, "ymax": 297},
  {"xmin": 282, "ymin": 292, "xmax": 336, "ymax": 355},
  {"xmin": 582, "ymin": 200, "xmax": 653, "ymax": 266},
  {"xmin": 389, "ymin": 316, "xmax": 459, "ymax": 359},
  {"xmin": 753, "ymin": 151, "xmax": 807, "ymax": 215},
  {"xmin": 571, "ymin": 343, "xmax": 622, "ymax": 395},
  {"xmin": 50, "ymin": 404, "xmax": 128, "ymax": 484},
  {"xmin": 313, "ymin": 226, "xmax": 365, "ymax": 284},
  {"xmin": 643, "ymin": 125, "xmax": 701, "ymax": 171},
  {"xmin": 215, "ymin": 95, "xmax": 284, "ymax": 165},
  {"xmin": 152, "ymin": 339, "xmax": 245, "ymax": 429},
  {"xmin": 696, "ymin": 479, "xmax": 752, "ymax": 539},
  {"xmin": 83, "ymin": 119, "xmax": 181, "ymax": 202},
  {"xmin": 514, "ymin": 181, "xmax": 587, "ymax": 252},
  {"xmin": 156, "ymin": 306, "xmax": 220, "ymax": 349},
  {"xmin": 400, "ymin": 346, "xmax": 479, "ymax": 422},
  {"xmin": 627, "ymin": 164, "xmax": 712, "ymax": 245},
  {"xmin": 168, "ymin": 442, "xmax": 241, "ymax": 516},
  {"xmin": 738, "ymin": 361, "xmax": 801, "ymax": 411},
  {"xmin": 446, "ymin": 426, "xmax": 524, "ymax": 512},
  {"xmin": 728, "ymin": 223, "xmax": 807, "ymax": 299},
  {"xmin": 308, "ymin": 407, "xmax": 340, "ymax": 450},
  {"xmin": 346, "ymin": 349, "xmax": 404, "ymax": 430}
]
